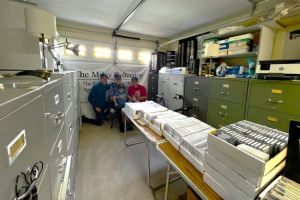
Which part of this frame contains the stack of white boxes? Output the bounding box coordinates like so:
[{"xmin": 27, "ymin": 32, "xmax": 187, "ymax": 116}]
[
  {"xmin": 204, "ymin": 120, "xmax": 288, "ymax": 200},
  {"xmin": 228, "ymin": 33, "xmax": 253, "ymax": 55},
  {"xmin": 162, "ymin": 117, "xmax": 215, "ymax": 172}
]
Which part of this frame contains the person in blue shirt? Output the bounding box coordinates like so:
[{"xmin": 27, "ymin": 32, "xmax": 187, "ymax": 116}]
[
  {"xmin": 108, "ymin": 73, "xmax": 131, "ymax": 132},
  {"xmin": 88, "ymin": 73, "xmax": 109, "ymax": 126}
]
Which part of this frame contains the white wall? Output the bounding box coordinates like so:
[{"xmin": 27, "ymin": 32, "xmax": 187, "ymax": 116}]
[{"xmin": 0, "ymin": 1, "xmax": 43, "ymax": 70}]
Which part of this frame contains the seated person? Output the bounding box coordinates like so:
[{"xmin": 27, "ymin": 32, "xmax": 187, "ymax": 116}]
[
  {"xmin": 128, "ymin": 76, "xmax": 148, "ymax": 102},
  {"xmin": 108, "ymin": 73, "xmax": 130, "ymax": 132},
  {"xmin": 88, "ymin": 73, "xmax": 109, "ymax": 126}
]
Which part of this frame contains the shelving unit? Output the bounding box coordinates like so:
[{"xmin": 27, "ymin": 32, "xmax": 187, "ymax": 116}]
[{"xmin": 197, "ymin": 24, "xmax": 275, "ymax": 76}]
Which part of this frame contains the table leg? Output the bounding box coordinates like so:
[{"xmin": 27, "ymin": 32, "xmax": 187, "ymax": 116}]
[
  {"xmin": 147, "ymin": 140, "xmax": 181, "ymax": 191},
  {"xmin": 123, "ymin": 116, "xmax": 146, "ymax": 147},
  {"xmin": 164, "ymin": 164, "xmax": 171, "ymax": 200}
]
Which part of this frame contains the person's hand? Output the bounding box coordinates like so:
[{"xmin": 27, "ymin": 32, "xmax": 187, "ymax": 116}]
[
  {"xmin": 113, "ymin": 96, "xmax": 117, "ymax": 101},
  {"xmin": 132, "ymin": 96, "xmax": 137, "ymax": 102},
  {"xmin": 95, "ymin": 107, "xmax": 101, "ymax": 112}
]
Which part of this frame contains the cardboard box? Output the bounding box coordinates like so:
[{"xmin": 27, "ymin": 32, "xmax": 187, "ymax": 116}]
[
  {"xmin": 162, "ymin": 130, "xmax": 180, "ymax": 150},
  {"xmin": 207, "ymin": 133, "xmax": 287, "ymax": 187},
  {"xmin": 179, "ymin": 145, "xmax": 204, "ymax": 173},
  {"xmin": 204, "ymin": 152, "xmax": 277, "ymax": 198},
  {"xmin": 204, "ymin": 164, "xmax": 252, "ymax": 200}
]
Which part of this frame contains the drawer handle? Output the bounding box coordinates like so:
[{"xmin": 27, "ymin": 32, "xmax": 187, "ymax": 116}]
[
  {"xmin": 220, "ymin": 91, "xmax": 230, "ymax": 95},
  {"xmin": 55, "ymin": 112, "xmax": 65, "ymax": 126},
  {"xmin": 67, "ymin": 93, "xmax": 71, "ymax": 100},
  {"xmin": 193, "ymin": 87, "xmax": 200, "ymax": 90},
  {"xmin": 219, "ymin": 112, "xmax": 228, "ymax": 116},
  {"xmin": 174, "ymin": 83, "xmax": 178, "ymax": 85},
  {"xmin": 267, "ymin": 99, "xmax": 283, "ymax": 104},
  {"xmin": 192, "ymin": 104, "xmax": 199, "ymax": 107}
]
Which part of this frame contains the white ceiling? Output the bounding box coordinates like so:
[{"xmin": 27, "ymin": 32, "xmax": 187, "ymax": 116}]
[{"xmin": 30, "ymin": 0, "xmax": 253, "ymax": 38}]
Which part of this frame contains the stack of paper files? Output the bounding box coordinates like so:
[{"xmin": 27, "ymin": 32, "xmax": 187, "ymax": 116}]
[
  {"xmin": 123, "ymin": 101, "xmax": 167, "ymax": 120},
  {"xmin": 172, "ymin": 122, "xmax": 212, "ymax": 143},
  {"xmin": 163, "ymin": 117, "xmax": 200, "ymax": 137},
  {"xmin": 179, "ymin": 127, "xmax": 215, "ymax": 173},
  {"xmin": 204, "ymin": 120, "xmax": 288, "ymax": 200},
  {"xmin": 149, "ymin": 111, "xmax": 187, "ymax": 136}
]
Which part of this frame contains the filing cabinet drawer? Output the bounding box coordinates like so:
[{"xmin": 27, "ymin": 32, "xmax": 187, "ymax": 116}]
[
  {"xmin": 185, "ymin": 76, "xmax": 209, "ymax": 97},
  {"xmin": 210, "ymin": 78, "xmax": 248, "ymax": 104},
  {"xmin": 208, "ymin": 99, "xmax": 245, "ymax": 128},
  {"xmin": 246, "ymin": 106, "xmax": 299, "ymax": 132},
  {"xmin": 43, "ymin": 81, "xmax": 65, "ymax": 154},
  {"xmin": 62, "ymin": 74, "xmax": 73, "ymax": 112},
  {"xmin": 65, "ymin": 103, "xmax": 75, "ymax": 148},
  {"xmin": 48, "ymin": 123, "xmax": 67, "ymax": 200},
  {"xmin": 248, "ymin": 80, "xmax": 300, "ymax": 117},
  {"xmin": 0, "ymin": 95, "xmax": 49, "ymax": 200}
]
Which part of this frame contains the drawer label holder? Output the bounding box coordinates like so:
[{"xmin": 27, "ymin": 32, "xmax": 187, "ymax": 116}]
[
  {"xmin": 271, "ymin": 89, "xmax": 283, "ymax": 94},
  {"xmin": 6, "ymin": 129, "xmax": 27, "ymax": 166}
]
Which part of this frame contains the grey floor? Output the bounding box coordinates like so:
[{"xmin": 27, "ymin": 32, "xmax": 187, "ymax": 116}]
[{"xmin": 75, "ymin": 121, "xmax": 187, "ymax": 200}]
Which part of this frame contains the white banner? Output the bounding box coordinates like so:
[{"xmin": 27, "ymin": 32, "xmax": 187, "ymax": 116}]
[{"xmin": 63, "ymin": 60, "xmax": 149, "ymax": 119}]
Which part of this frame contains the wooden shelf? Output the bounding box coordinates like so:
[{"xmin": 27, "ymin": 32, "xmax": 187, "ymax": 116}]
[{"xmin": 202, "ymin": 51, "xmax": 258, "ymax": 59}]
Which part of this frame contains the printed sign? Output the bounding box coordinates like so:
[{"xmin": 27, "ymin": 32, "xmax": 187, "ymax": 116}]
[{"xmin": 63, "ymin": 61, "xmax": 149, "ymax": 119}]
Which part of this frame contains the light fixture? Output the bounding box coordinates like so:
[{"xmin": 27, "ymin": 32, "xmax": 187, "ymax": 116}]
[
  {"xmin": 48, "ymin": 39, "xmax": 80, "ymax": 71},
  {"xmin": 204, "ymin": 43, "xmax": 219, "ymax": 76},
  {"xmin": 24, "ymin": 7, "xmax": 57, "ymax": 69}
]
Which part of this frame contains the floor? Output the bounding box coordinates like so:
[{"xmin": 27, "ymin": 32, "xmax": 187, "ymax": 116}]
[{"xmin": 75, "ymin": 121, "xmax": 187, "ymax": 200}]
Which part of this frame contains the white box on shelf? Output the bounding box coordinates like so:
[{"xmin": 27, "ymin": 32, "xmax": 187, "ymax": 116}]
[{"xmin": 162, "ymin": 129, "xmax": 180, "ymax": 150}]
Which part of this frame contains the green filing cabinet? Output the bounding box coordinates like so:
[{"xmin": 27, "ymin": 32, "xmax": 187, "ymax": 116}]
[
  {"xmin": 207, "ymin": 78, "xmax": 249, "ymax": 128},
  {"xmin": 184, "ymin": 76, "xmax": 209, "ymax": 122},
  {"xmin": 246, "ymin": 79, "xmax": 300, "ymax": 132}
]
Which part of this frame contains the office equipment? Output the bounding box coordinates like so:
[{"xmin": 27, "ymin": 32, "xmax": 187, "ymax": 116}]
[{"xmin": 256, "ymin": 60, "xmax": 300, "ymax": 79}]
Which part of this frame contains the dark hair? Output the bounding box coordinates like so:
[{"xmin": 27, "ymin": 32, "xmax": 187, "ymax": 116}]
[
  {"xmin": 131, "ymin": 77, "xmax": 138, "ymax": 81},
  {"xmin": 100, "ymin": 73, "xmax": 108, "ymax": 78},
  {"xmin": 114, "ymin": 72, "xmax": 121, "ymax": 79}
]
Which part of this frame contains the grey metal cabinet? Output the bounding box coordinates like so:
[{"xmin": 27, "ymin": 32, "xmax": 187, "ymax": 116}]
[
  {"xmin": 148, "ymin": 73, "xmax": 158, "ymax": 101},
  {"xmin": 184, "ymin": 76, "xmax": 210, "ymax": 122},
  {"xmin": 158, "ymin": 73, "xmax": 170, "ymax": 106},
  {"xmin": 0, "ymin": 87, "xmax": 51, "ymax": 200}
]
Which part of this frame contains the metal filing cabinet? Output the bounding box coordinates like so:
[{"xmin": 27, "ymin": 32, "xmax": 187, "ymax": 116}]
[
  {"xmin": 158, "ymin": 73, "xmax": 186, "ymax": 110},
  {"xmin": 246, "ymin": 79, "xmax": 300, "ymax": 132},
  {"xmin": 148, "ymin": 73, "xmax": 158, "ymax": 101},
  {"xmin": 184, "ymin": 76, "xmax": 209, "ymax": 122},
  {"xmin": 207, "ymin": 78, "xmax": 248, "ymax": 128},
  {"xmin": 168, "ymin": 74, "xmax": 185, "ymax": 110},
  {"xmin": 0, "ymin": 82, "xmax": 51, "ymax": 200},
  {"xmin": 51, "ymin": 71, "xmax": 80, "ymax": 199},
  {"xmin": 158, "ymin": 73, "xmax": 170, "ymax": 106}
]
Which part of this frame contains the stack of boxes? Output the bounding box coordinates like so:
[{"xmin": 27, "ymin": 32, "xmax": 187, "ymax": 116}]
[
  {"xmin": 204, "ymin": 120, "xmax": 289, "ymax": 200},
  {"xmin": 228, "ymin": 33, "xmax": 254, "ymax": 55},
  {"xmin": 162, "ymin": 117, "xmax": 215, "ymax": 172},
  {"xmin": 218, "ymin": 39, "xmax": 229, "ymax": 56},
  {"xmin": 201, "ymin": 39, "xmax": 218, "ymax": 57}
]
